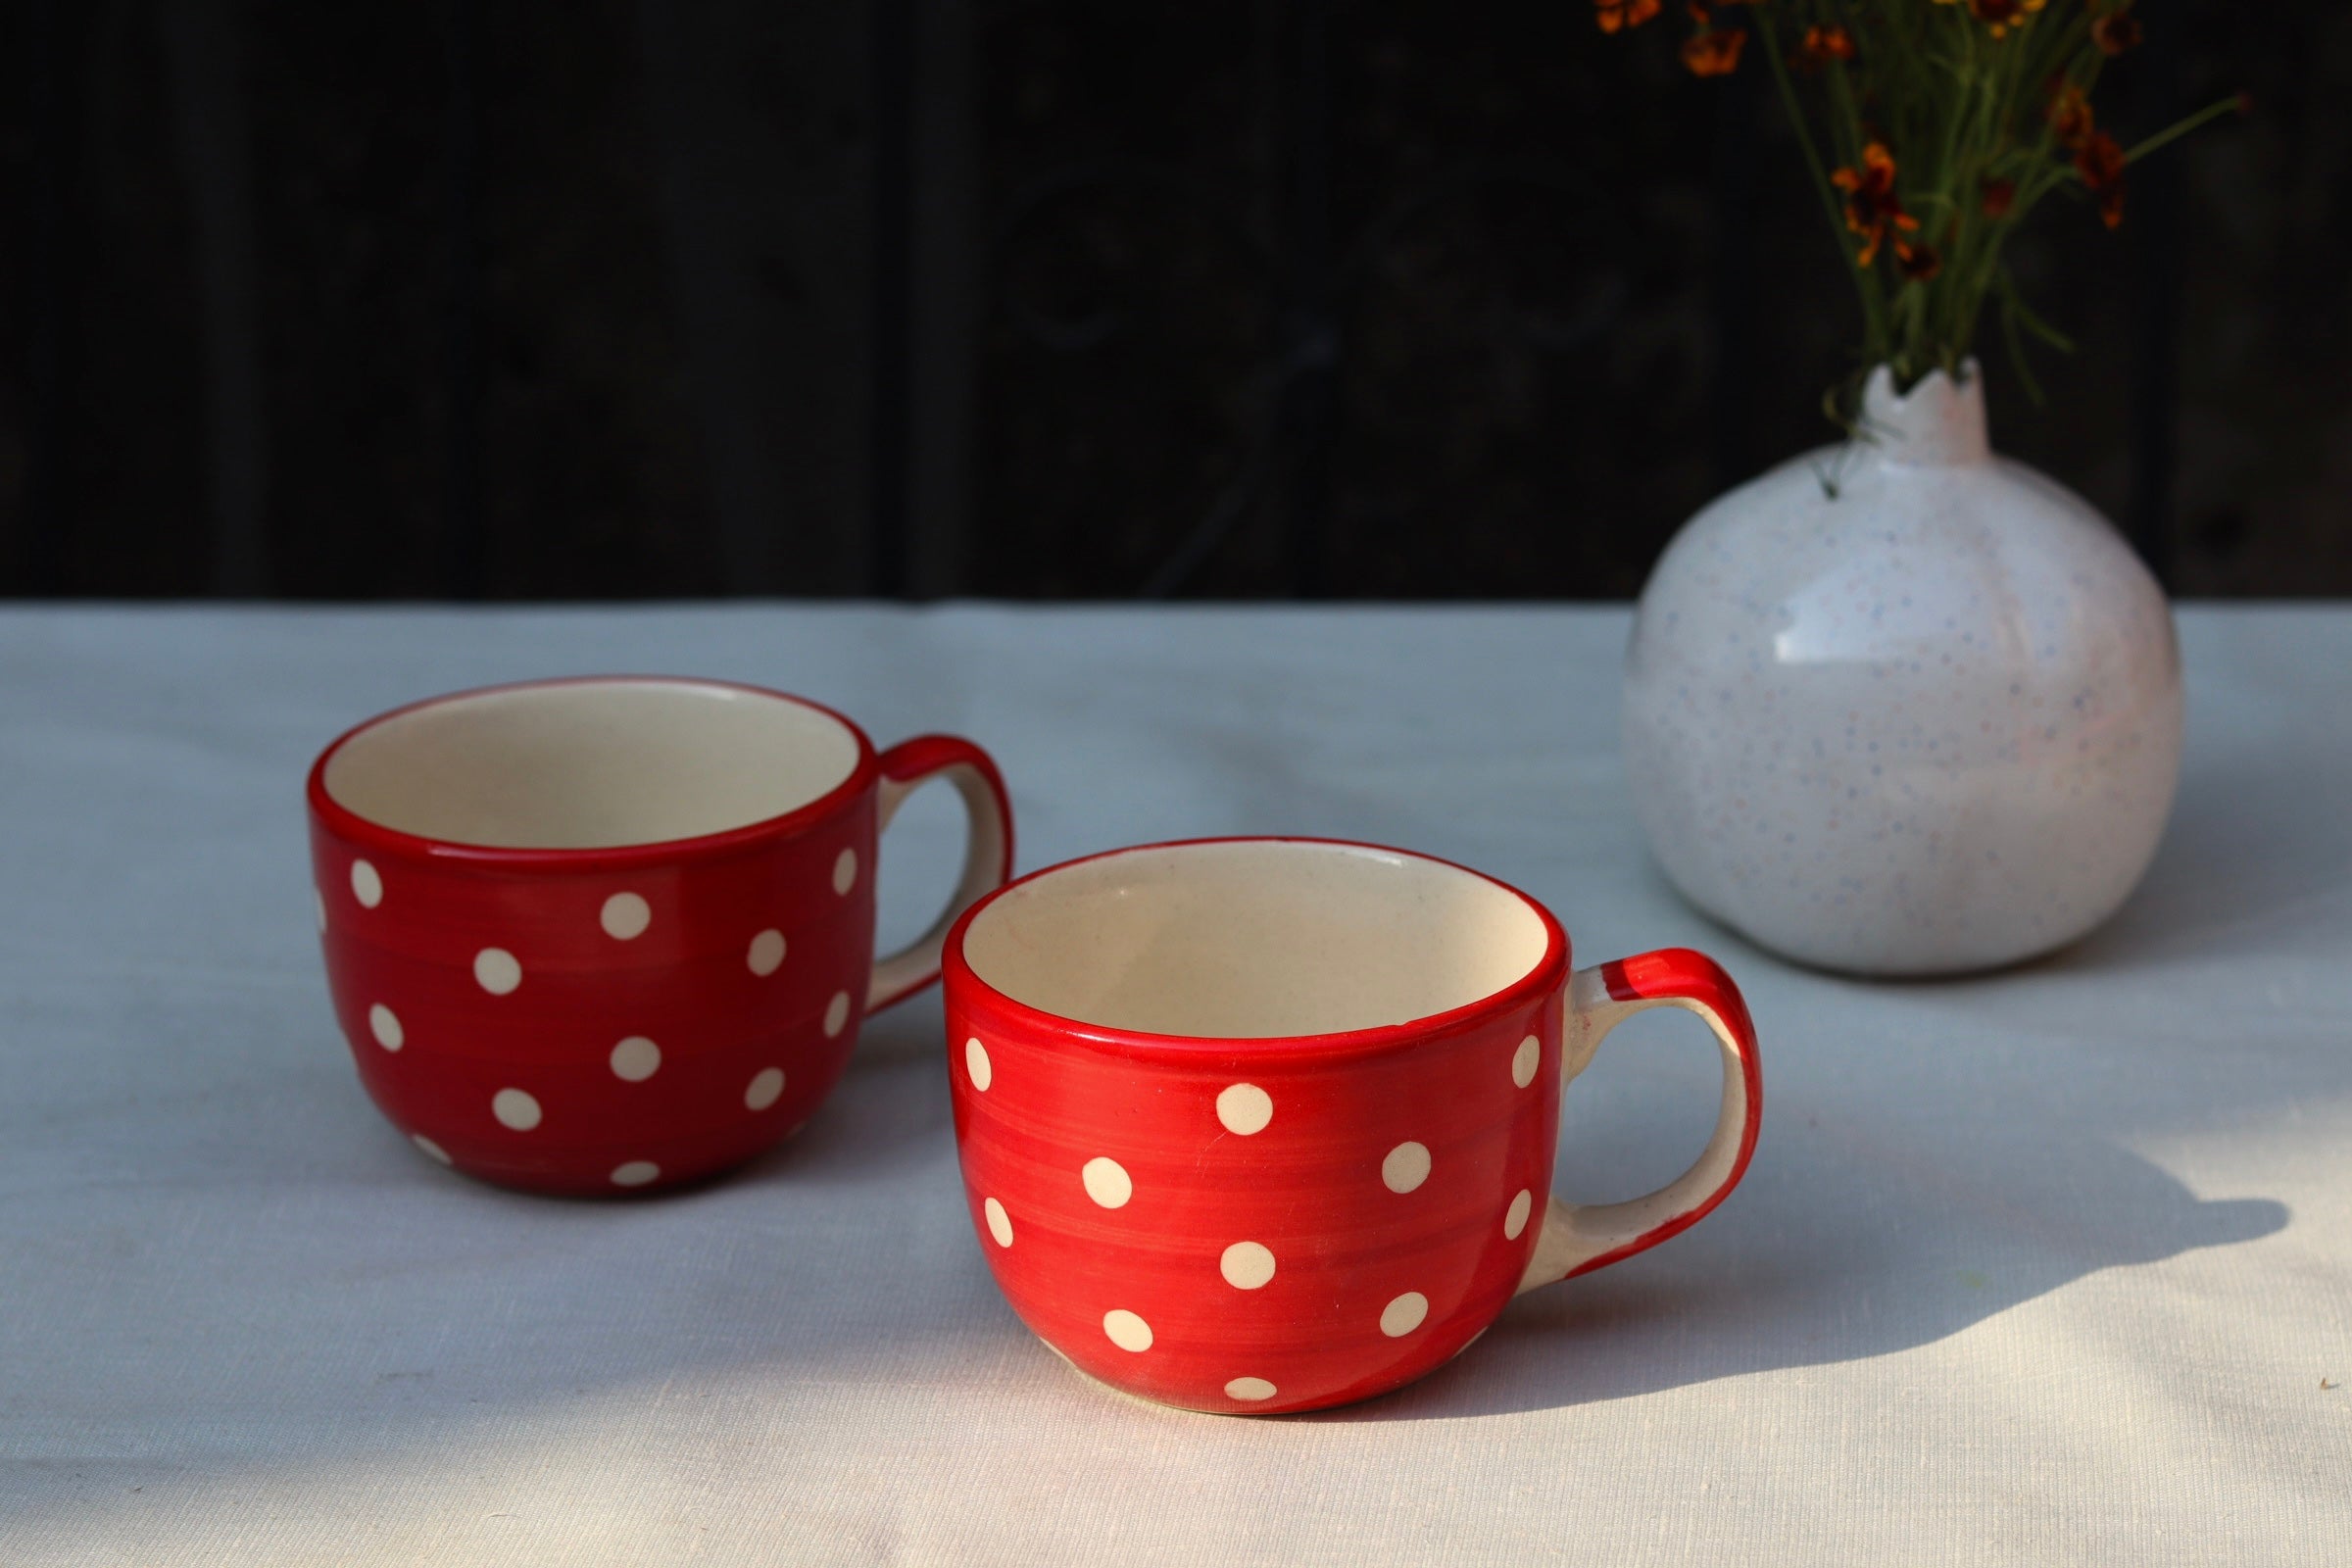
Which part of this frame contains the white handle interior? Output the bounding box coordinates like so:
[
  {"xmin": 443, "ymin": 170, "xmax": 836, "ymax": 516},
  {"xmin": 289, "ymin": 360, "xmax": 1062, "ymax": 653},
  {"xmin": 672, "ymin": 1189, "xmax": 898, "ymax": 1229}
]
[
  {"xmin": 866, "ymin": 761, "xmax": 1011, "ymax": 1011},
  {"xmin": 1515, "ymin": 964, "xmax": 1755, "ymax": 1293}
]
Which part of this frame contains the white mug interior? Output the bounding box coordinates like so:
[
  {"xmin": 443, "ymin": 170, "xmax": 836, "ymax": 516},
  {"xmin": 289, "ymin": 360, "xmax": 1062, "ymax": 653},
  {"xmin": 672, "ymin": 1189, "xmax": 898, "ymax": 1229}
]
[
  {"xmin": 322, "ymin": 679, "xmax": 862, "ymax": 849},
  {"xmin": 959, "ymin": 840, "xmax": 1552, "ymax": 1039}
]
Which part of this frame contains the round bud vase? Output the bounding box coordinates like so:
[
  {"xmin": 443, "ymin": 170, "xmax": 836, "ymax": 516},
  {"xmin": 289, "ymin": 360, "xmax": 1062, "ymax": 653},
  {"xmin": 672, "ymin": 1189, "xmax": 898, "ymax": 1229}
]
[{"xmin": 1621, "ymin": 362, "xmax": 2183, "ymax": 976}]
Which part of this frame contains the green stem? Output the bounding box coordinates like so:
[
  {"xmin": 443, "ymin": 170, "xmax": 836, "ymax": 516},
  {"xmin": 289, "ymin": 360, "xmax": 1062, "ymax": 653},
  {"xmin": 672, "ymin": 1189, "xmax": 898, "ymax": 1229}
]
[
  {"xmin": 2122, "ymin": 93, "xmax": 2246, "ymax": 164},
  {"xmin": 1926, "ymin": 56, "xmax": 1989, "ymax": 369},
  {"xmin": 1757, "ymin": 14, "xmax": 1886, "ymax": 359}
]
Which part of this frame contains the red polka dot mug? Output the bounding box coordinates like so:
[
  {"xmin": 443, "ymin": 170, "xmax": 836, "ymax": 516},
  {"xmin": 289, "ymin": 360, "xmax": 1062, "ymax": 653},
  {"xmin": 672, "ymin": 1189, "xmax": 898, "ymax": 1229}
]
[
  {"xmin": 942, "ymin": 837, "xmax": 1760, "ymax": 1414},
  {"xmin": 308, "ymin": 677, "xmax": 1012, "ymax": 1195}
]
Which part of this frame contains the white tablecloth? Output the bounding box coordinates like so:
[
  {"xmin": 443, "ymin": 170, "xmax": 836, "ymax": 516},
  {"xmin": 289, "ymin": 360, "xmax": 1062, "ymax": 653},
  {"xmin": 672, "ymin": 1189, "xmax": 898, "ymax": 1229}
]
[{"xmin": 3, "ymin": 604, "xmax": 2347, "ymax": 1566}]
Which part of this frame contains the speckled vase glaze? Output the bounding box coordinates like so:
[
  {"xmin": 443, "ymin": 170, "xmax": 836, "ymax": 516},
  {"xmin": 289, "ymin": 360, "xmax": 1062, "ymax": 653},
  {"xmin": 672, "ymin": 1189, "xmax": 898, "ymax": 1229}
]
[{"xmin": 1622, "ymin": 363, "xmax": 2182, "ymax": 976}]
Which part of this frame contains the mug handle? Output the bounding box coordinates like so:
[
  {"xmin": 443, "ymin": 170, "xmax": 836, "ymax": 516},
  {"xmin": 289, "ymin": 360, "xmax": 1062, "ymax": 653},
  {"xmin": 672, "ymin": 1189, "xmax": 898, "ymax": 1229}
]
[
  {"xmin": 1515, "ymin": 948, "xmax": 1762, "ymax": 1293},
  {"xmin": 865, "ymin": 736, "xmax": 1015, "ymax": 1012}
]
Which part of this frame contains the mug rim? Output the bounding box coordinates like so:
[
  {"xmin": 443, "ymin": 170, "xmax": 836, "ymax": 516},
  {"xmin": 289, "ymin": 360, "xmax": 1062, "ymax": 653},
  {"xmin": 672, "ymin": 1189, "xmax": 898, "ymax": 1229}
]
[
  {"xmin": 943, "ymin": 835, "xmax": 1570, "ymax": 1058},
  {"xmin": 306, "ymin": 675, "xmax": 880, "ymax": 871}
]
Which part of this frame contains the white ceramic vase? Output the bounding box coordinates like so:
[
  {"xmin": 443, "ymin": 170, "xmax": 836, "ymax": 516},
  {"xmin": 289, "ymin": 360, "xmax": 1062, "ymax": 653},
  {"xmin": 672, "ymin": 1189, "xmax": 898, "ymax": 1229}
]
[{"xmin": 1621, "ymin": 363, "xmax": 2182, "ymax": 976}]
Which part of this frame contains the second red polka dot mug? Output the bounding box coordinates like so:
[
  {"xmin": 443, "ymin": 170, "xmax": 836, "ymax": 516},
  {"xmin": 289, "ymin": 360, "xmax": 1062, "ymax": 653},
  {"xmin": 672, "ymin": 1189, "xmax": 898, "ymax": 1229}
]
[
  {"xmin": 308, "ymin": 676, "xmax": 1011, "ymax": 1195},
  {"xmin": 942, "ymin": 837, "xmax": 1760, "ymax": 1414}
]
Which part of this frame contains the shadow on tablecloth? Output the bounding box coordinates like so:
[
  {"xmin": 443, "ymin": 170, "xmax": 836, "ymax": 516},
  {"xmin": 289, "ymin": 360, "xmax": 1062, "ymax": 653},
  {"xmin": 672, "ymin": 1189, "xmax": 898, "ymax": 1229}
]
[{"xmin": 1300, "ymin": 741, "xmax": 2326, "ymax": 1423}]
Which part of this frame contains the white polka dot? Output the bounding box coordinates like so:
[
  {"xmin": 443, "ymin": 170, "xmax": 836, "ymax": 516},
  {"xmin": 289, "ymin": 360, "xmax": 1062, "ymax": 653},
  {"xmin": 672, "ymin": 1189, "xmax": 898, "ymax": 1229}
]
[
  {"xmin": 964, "ymin": 1037, "xmax": 993, "ymax": 1091},
  {"xmin": 610, "ymin": 1160, "xmax": 660, "ymax": 1188},
  {"xmin": 745, "ymin": 1066, "xmax": 786, "ymax": 1110},
  {"xmin": 1380, "ymin": 1291, "xmax": 1429, "ymax": 1338},
  {"xmin": 473, "ymin": 948, "xmax": 521, "ymax": 995},
  {"xmin": 314, "ymin": 887, "xmax": 326, "ymax": 933},
  {"xmin": 350, "ymin": 858, "xmax": 382, "ymax": 908},
  {"xmin": 1219, "ymin": 1241, "xmax": 1276, "ymax": 1290},
  {"xmin": 747, "ymin": 928, "xmax": 787, "ymax": 975},
  {"xmin": 1224, "ymin": 1377, "xmax": 1277, "ymax": 1402},
  {"xmin": 368, "ymin": 1004, "xmax": 403, "ymax": 1052},
  {"xmin": 609, "ymin": 1036, "xmax": 661, "ymax": 1082},
  {"xmin": 1505, "ymin": 1189, "xmax": 1535, "ymax": 1240},
  {"xmin": 601, "ymin": 891, "xmax": 651, "ymax": 941},
  {"xmin": 412, "ymin": 1134, "xmax": 453, "ymax": 1165},
  {"xmin": 823, "ymin": 991, "xmax": 851, "ymax": 1038},
  {"xmin": 1216, "ymin": 1082, "xmax": 1273, "ymax": 1136},
  {"xmin": 1081, "ymin": 1156, "xmax": 1133, "ymax": 1208},
  {"xmin": 984, "ymin": 1197, "xmax": 1013, "ymax": 1247},
  {"xmin": 1512, "ymin": 1034, "xmax": 1541, "ymax": 1088},
  {"xmin": 1382, "ymin": 1141, "xmax": 1432, "ymax": 1194},
  {"xmin": 833, "ymin": 847, "xmax": 858, "ymax": 895},
  {"xmin": 1102, "ymin": 1309, "xmax": 1152, "ymax": 1352},
  {"xmin": 491, "ymin": 1088, "xmax": 541, "ymax": 1131}
]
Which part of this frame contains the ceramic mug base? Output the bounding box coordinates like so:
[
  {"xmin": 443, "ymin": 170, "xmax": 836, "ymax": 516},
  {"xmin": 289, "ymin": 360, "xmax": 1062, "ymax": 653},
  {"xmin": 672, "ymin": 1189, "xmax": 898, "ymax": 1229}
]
[
  {"xmin": 1037, "ymin": 1321, "xmax": 1497, "ymax": 1417},
  {"xmin": 383, "ymin": 1104, "xmax": 825, "ymax": 1198}
]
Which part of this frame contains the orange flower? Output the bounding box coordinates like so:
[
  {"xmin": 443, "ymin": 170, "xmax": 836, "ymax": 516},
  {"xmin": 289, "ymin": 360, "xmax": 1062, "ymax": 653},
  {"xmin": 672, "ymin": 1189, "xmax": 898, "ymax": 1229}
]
[
  {"xmin": 1794, "ymin": 24, "xmax": 1857, "ymax": 71},
  {"xmin": 1681, "ymin": 25, "xmax": 1746, "ymax": 75},
  {"xmin": 1830, "ymin": 142, "xmax": 1922, "ymax": 269},
  {"xmin": 2090, "ymin": 9, "xmax": 2143, "ymax": 55},
  {"xmin": 1982, "ymin": 177, "xmax": 2017, "ymax": 219},
  {"xmin": 2075, "ymin": 129, "xmax": 2128, "ymax": 228},
  {"xmin": 1934, "ymin": 0, "xmax": 2048, "ymax": 39},
  {"xmin": 1679, "ymin": 4, "xmax": 1745, "ymax": 76},
  {"xmin": 2047, "ymin": 81, "xmax": 2095, "ymax": 149},
  {"xmin": 1897, "ymin": 242, "xmax": 1943, "ymax": 283},
  {"xmin": 1593, "ymin": 0, "xmax": 1662, "ymax": 31}
]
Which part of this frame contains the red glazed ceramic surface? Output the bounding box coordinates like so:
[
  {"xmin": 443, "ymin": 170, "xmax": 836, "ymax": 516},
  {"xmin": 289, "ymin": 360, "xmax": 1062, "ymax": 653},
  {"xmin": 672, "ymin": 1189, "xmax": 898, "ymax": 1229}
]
[
  {"xmin": 309, "ymin": 677, "xmax": 1011, "ymax": 1195},
  {"xmin": 942, "ymin": 838, "xmax": 1760, "ymax": 1415}
]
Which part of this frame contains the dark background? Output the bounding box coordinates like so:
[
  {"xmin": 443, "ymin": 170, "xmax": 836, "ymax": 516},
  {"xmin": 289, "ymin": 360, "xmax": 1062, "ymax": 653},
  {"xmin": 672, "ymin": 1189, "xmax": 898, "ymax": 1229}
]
[{"xmin": 1, "ymin": 0, "xmax": 2342, "ymax": 602}]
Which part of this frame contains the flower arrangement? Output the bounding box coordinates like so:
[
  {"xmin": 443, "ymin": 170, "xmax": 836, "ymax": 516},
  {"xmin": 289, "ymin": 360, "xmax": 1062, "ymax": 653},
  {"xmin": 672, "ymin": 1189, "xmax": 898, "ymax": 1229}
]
[{"xmin": 1601, "ymin": 1, "xmax": 2241, "ymax": 405}]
